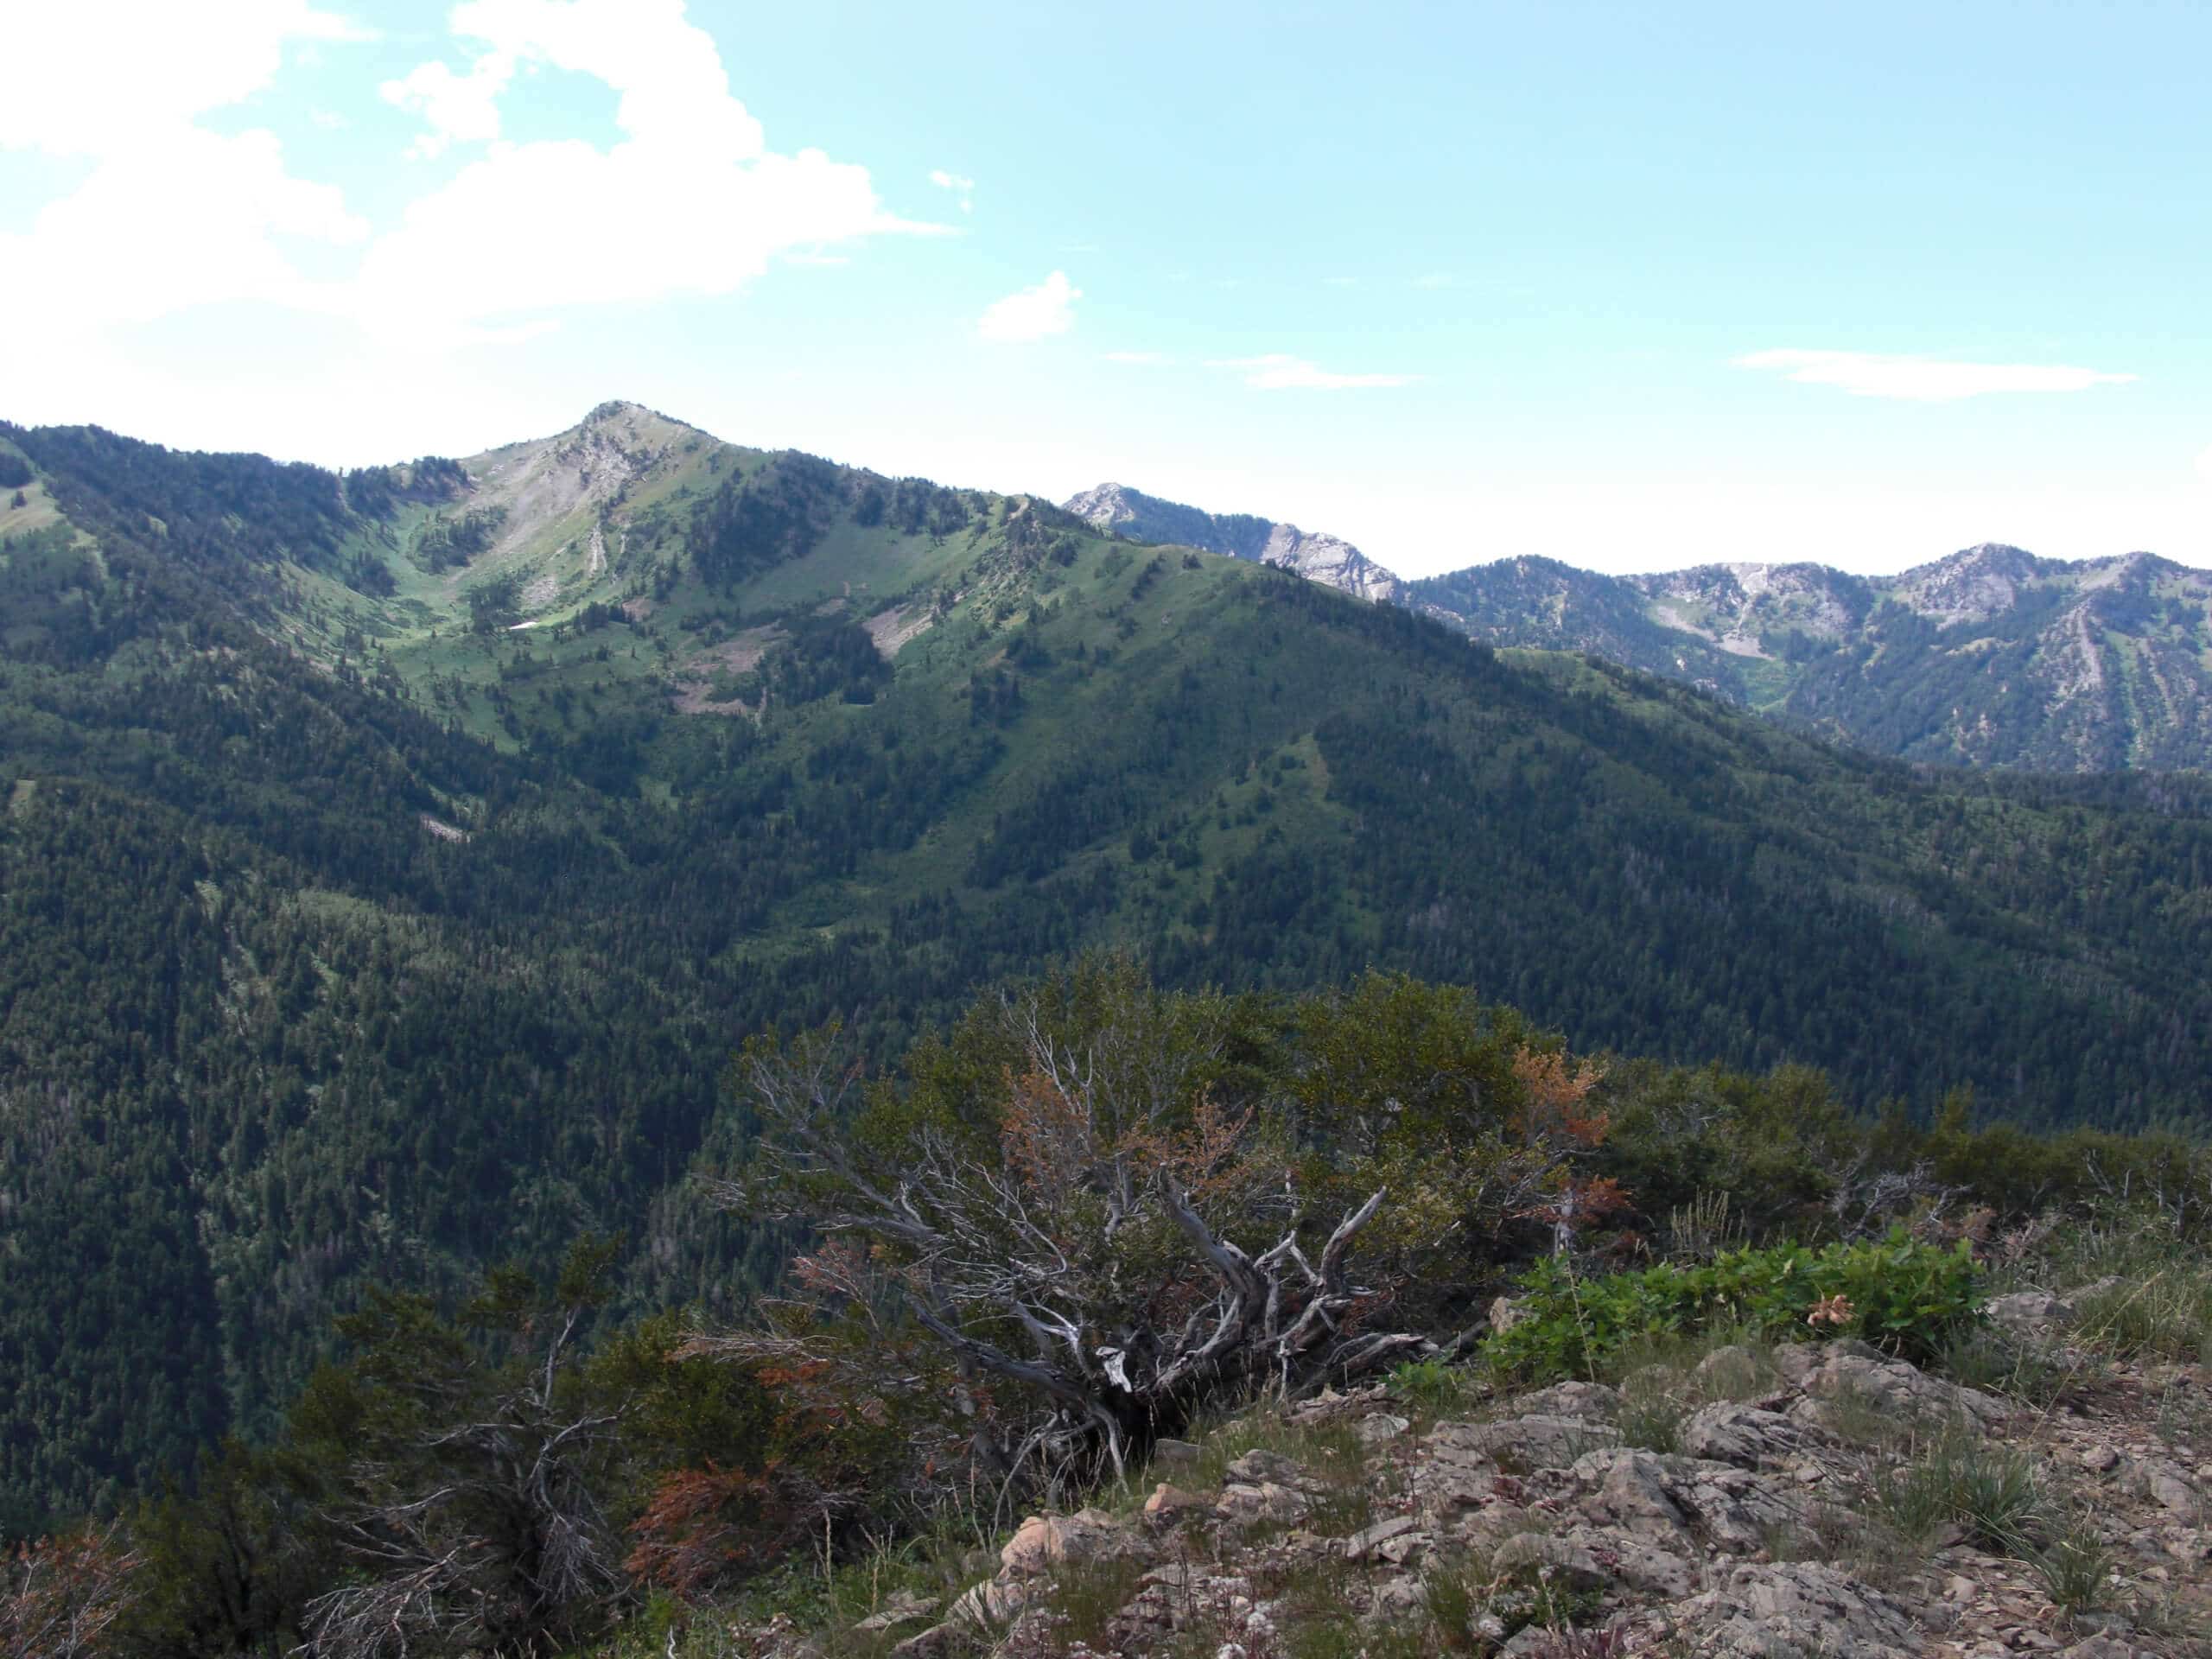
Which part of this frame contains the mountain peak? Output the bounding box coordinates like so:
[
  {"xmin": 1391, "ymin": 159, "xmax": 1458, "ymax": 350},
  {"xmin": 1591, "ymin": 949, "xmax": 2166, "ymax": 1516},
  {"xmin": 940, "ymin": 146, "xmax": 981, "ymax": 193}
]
[
  {"xmin": 1891, "ymin": 543, "xmax": 2046, "ymax": 627},
  {"xmin": 1061, "ymin": 481, "xmax": 1404, "ymax": 604}
]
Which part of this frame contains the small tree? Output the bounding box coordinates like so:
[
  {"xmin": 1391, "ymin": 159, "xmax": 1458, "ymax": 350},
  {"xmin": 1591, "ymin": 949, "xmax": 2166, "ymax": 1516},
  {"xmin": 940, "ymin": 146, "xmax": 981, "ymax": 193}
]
[
  {"xmin": 291, "ymin": 1240, "xmax": 628, "ymax": 1659},
  {"xmin": 123, "ymin": 1437, "xmax": 331, "ymax": 1658}
]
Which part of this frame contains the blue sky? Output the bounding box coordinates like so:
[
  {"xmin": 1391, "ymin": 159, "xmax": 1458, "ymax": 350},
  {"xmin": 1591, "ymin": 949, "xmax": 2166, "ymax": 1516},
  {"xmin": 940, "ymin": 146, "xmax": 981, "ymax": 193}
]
[{"xmin": 3, "ymin": 1, "xmax": 2208, "ymax": 576}]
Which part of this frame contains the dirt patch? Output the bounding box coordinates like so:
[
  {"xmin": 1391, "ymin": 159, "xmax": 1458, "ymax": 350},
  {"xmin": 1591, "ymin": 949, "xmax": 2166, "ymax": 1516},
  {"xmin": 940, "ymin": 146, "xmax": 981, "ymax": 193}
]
[
  {"xmin": 522, "ymin": 570, "xmax": 560, "ymax": 611},
  {"xmin": 671, "ymin": 626, "xmax": 781, "ymax": 716},
  {"xmin": 621, "ymin": 596, "xmax": 656, "ymax": 621},
  {"xmin": 865, "ymin": 603, "xmax": 936, "ymax": 661},
  {"xmin": 418, "ymin": 813, "xmax": 471, "ymax": 843}
]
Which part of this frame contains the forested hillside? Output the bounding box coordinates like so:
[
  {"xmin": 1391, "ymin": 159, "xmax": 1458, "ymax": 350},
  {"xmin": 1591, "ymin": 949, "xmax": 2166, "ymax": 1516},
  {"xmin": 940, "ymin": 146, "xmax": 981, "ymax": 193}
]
[{"xmin": 5, "ymin": 406, "xmax": 2212, "ymax": 1525}]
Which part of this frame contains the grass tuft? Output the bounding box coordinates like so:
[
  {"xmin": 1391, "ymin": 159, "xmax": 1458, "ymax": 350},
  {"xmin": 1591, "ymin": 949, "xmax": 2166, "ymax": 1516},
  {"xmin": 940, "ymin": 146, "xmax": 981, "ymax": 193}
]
[{"xmin": 1866, "ymin": 1423, "xmax": 2044, "ymax": 1555}]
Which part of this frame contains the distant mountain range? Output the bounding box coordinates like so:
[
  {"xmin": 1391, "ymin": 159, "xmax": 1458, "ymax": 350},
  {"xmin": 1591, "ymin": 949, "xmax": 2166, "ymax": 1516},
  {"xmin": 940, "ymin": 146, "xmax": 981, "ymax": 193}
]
[{"xmin": 1065, "ymin": 483, "xmax": 2212, "ymax": 772}]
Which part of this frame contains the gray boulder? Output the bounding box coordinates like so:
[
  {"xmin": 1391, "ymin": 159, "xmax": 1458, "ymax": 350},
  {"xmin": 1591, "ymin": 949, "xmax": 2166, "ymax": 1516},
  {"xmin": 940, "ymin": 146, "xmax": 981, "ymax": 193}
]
[{"xmin": 1671, "ymin": 1561, "xmax": 1918, "ymax": 1656}]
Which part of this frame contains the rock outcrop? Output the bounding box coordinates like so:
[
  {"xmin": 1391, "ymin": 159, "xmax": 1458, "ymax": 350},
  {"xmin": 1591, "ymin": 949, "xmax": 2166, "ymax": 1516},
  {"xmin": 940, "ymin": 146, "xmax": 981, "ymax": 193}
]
[{"xmin": 828, "ymin": 1336, "xmax": 2212, "ymax": 1659}]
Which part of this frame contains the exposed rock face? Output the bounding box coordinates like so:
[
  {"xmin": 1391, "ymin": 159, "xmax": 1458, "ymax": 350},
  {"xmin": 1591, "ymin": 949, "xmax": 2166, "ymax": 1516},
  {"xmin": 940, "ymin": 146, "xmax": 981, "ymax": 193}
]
[
  {"xmin": 1677, "ymin": 1402, "xmax": 1817, "ymax": 1469},
  {"xmin": 1061, "ymin": 482, "xmax": 1405, "ymax": 604},
  {"xmin": 1779, "ymin": 1336, "xmax": 2009, "ymax": 1431},
  {"xmin": 998, "ymin": 1507, "xmax": 1131, "ymax": 1574},
  {"xmin": 1636, "ymin": 560, "xmax": 1873, "ymax": 657}
]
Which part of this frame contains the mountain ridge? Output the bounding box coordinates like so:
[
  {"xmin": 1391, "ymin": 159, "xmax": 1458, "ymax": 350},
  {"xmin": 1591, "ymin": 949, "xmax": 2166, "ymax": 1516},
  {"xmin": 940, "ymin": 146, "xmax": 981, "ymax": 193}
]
[
  {"xmin": 10, "ymin": 402, "xmax": 2212, "ymax": 1518},
  {"xmin": 1055, "ymin": 471, "xmax": 2210, "ymax": 772},
  {"xmin": 1413, "ymin": 538, "xmax": 2212, "ymax": 771}
]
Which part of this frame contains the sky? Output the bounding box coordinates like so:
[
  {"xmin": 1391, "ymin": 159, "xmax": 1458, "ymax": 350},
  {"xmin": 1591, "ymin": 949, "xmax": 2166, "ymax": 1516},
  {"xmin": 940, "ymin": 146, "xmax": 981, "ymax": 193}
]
[{"xmin": 2, "ymin": 0, "xmax": 2209, "ymax": 579}]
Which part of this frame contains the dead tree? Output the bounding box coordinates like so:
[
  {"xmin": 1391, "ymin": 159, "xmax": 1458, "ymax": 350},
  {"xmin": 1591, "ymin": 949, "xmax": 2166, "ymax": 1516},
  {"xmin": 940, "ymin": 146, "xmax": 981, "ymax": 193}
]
[
  {"xmin": 699, "ymin": 1003, "xmax": 1433, "ymax": 1492},
  {"xmin": 301, "ymin": 1298, "xmax": 623, "ymax": 1659}
]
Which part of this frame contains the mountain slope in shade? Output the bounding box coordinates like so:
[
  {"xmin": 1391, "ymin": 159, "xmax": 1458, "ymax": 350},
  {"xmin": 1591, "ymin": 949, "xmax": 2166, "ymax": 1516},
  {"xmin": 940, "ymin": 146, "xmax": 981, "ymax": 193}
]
[{"xmin": 1063, "ymin": 481, "xmax": 1405, "ymax": 602}]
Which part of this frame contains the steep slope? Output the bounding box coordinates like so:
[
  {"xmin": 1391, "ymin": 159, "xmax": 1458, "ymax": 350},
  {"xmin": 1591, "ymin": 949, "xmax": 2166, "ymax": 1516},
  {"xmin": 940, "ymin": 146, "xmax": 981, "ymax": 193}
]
[
  {"xmin": 1064, "ymin": 480, "xmax": 1404, "ymax": 602},
  {"xmin": 7, "ymin": 407, "xmax": 2212, "ymax": 1522}
]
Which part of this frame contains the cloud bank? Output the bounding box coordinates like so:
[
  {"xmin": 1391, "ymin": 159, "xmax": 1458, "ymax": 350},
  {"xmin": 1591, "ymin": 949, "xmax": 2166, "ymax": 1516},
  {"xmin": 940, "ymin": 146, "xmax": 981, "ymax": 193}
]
[
  {"xmin": 1211, "ymin": 354, "xmax": 1418, "ymax": 391},
  {"xmin": 1738, "ymin": 349, "xmax": 2138, "ymax": 402}
]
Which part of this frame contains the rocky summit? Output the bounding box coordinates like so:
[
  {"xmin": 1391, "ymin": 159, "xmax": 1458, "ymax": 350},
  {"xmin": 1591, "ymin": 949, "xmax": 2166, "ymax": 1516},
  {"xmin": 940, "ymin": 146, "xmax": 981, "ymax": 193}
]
[
  {"xmin": 1062, "ymin": 482, "xmax": 1407, "ymax": 604},
  {"xmin": 756, "ymin": 1319, "xmax": 2209, "ymax": 1658}
]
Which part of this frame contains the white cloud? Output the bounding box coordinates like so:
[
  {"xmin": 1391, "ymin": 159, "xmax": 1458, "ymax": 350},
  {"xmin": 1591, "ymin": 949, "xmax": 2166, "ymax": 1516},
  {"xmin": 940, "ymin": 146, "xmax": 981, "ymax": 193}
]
[
  {"xmin": 0, "ymin": 0, "xmax": 940, "ymax": 364},
  {"xmin": 1737, "ymin": 348, "xmax": 2138, "ymax": 402},
  {"xmin": 308, "ymin": 107, "xmax": 350, "ymax": 130},
  {"xmin": 928, "ymin": 168, "xmax": 975, "ymax": 213},
  {"xmin": 0, "ymin": 3, "xmax": 373, "ymax": 329},
  {"xmin": 1211, "ymin": 354, "xmax": 1418, "ymax": 391},
  {"xmin": 978, "ymin": 270, "xmax": 1080, "ymax": 343},
  {"xmin": 380, "ymin": 52, "xmax": 512, "ymax": 159},
  {"xmin": 1411, "ymin": 271, "xmax": 1454, "ymax": 289},
  {"xmin": 5, "ymin": 126, "xmax": 367, "ymax": 328},
  {"xmin": 350, "ymin": 0, "xmax": 936, "ymax": 334},
  {"xmin": 0, "ymin": 2, "xmax": 369, "ymax": 156},
  {"xmin": 1322, "ymin": 276, "xmax": 1357, "ymax": 287},
  {"xmin": 1102, "ymin": 350, "xmax": 1173, "ymax": 365}
]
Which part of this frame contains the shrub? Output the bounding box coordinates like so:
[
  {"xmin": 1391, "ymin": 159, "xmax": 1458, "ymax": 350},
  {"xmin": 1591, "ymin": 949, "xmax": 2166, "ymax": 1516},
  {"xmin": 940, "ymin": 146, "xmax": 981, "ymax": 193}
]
[
  {"xmin": 1389, "ymin": 1356, "xmax": 1478, "ymax": 1413},
  {"xmin": 1487, "ymin": 1230, "xmax": 1983, "ymax": 1381}
]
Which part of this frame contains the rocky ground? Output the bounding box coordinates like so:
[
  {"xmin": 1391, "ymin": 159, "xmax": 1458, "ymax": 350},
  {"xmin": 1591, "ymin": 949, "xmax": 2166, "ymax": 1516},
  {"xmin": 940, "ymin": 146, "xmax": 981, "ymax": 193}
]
[{"xmin": 730, "ymin": 1292, "xmax": 2211, "ymax": 1659}]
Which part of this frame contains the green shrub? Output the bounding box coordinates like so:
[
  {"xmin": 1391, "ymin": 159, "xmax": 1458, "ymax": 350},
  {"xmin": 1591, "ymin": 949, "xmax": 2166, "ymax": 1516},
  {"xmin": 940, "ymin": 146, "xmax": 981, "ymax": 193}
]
[
  {"xmin": 1389, "ymin": 1356, "xmax": 1478, "ymax": 1414},
  {"xmin": 1488, "ymin": 1231, "xmax": 1983, "ymax": 1381}
]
